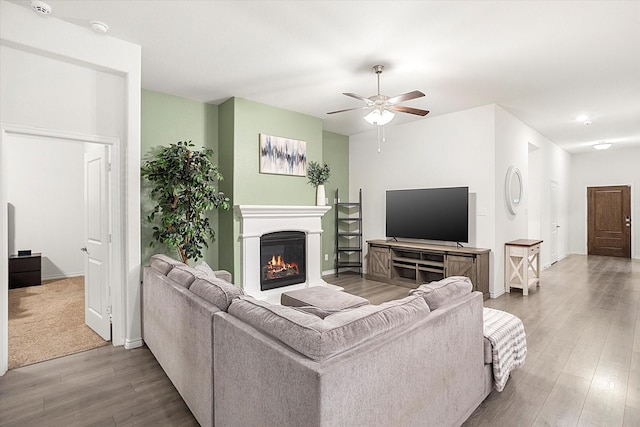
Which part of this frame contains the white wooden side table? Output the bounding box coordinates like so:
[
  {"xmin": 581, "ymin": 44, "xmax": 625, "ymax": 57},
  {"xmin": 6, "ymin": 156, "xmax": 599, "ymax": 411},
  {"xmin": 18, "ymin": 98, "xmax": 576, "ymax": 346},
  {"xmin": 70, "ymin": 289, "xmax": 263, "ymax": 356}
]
[{"xmin": 504, "ymin": 239, "xmax": 543, "ymax": 296}]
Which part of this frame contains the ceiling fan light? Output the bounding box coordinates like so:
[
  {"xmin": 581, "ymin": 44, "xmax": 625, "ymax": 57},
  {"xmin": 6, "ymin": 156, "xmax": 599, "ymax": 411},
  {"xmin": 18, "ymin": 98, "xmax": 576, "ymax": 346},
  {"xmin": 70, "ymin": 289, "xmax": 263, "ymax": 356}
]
[{"xmin": 364, "ymin": 109, "xmax": 395, "ymax": 126}]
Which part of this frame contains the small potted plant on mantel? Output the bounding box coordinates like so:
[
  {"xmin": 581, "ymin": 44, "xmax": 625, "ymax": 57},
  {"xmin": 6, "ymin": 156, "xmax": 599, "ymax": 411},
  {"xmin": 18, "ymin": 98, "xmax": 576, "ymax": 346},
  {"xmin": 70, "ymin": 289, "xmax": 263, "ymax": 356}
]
[{"xmin": 306, "ymin": 161, "xmax": 331, "ymax": 206}]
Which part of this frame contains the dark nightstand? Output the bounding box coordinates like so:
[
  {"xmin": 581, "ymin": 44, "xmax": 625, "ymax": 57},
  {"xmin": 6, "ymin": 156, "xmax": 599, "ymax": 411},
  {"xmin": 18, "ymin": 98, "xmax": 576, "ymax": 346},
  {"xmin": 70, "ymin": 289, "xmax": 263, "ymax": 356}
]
[{"xmin": 9, "ymin": 253, "xmax": 42, "ymax": 289}]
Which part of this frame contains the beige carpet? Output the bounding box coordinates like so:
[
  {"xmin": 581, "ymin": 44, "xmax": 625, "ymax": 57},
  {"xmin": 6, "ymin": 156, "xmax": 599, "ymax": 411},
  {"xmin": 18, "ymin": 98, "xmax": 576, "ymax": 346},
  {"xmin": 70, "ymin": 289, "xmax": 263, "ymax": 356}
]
[{"xmin": 8, "ymin": 276, "xmax": 108, "ymax": 369}]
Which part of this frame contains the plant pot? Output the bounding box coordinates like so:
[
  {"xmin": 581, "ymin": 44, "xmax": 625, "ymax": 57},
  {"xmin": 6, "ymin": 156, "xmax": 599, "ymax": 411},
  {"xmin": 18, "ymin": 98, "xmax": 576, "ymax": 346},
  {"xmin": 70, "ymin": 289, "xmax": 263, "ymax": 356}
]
[{"xmin": 316, "ymin": 184, "xmax": 326, "ymax": 206}]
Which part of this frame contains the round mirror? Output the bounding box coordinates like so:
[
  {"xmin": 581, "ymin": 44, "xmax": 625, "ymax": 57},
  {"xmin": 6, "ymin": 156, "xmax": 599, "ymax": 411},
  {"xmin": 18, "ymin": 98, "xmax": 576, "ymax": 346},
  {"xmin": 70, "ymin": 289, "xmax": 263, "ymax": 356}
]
[{"xmin": 505, "ymin": 166, "xmax": 523, "ymax": 214}]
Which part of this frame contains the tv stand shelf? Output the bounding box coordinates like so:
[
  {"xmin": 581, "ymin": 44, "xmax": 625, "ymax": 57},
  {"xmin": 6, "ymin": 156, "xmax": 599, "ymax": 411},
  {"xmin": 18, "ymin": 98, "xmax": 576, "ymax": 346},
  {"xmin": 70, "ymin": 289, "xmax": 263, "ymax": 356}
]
[{"xmin": 367, "ymin": 240, "xmax": 490, "ymax": 299}]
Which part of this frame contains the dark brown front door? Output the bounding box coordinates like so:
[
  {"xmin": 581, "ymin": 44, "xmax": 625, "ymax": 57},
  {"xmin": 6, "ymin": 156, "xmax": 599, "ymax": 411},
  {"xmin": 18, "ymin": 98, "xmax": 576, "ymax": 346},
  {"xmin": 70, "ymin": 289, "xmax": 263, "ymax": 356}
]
[{"xmin": 587, "ymin": 185, "xmax": 631, "ymax": 258}]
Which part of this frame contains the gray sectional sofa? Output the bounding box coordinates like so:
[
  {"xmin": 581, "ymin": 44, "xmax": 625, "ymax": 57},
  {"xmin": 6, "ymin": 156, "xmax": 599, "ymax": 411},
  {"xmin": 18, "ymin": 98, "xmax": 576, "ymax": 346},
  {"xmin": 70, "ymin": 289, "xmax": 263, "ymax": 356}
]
[{"xmin": 142, "ymin": 254, "xmax": 493, "ymax": 427}]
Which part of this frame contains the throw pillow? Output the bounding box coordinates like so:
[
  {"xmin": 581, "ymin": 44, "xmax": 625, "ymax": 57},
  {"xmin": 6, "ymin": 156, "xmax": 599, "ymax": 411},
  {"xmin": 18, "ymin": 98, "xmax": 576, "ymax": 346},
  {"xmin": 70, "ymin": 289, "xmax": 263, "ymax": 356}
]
[
  {"xmin": 167, "ymin": 265, "xmax": 206, "ymax": 288},
  {"xmin": 149, "ymin": 254, "xmax": 183, "ymax": 275},
  {"xmin": 194, "ymin": 260, "xmax": 216, "ymax": 277},
  {"xmin": 410, "ymin": 276, "xmax": 472, "ymax": 310},
  {"xmin": 189, "ymin": 276, "xmax": 244, "ymax": 311}
]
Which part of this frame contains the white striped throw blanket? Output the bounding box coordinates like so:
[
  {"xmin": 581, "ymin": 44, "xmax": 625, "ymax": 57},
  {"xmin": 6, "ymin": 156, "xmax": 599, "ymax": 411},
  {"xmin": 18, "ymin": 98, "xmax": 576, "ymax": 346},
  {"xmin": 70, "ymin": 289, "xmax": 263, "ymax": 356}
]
[{"xmin": 483, "ymin": 307, "xmax": 527, "ymax": 392}]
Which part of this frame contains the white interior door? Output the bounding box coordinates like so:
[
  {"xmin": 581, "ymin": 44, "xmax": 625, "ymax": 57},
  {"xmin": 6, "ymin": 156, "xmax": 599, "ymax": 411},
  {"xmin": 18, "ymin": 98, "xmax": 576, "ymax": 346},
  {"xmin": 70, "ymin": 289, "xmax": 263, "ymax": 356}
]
[
  {"xmin": 84, "ymin": 146, "xmax": 111, "ymax": 340},
  {"xmin": 550, "ymin": 180, "xmax": 559, "ymax": 264}
]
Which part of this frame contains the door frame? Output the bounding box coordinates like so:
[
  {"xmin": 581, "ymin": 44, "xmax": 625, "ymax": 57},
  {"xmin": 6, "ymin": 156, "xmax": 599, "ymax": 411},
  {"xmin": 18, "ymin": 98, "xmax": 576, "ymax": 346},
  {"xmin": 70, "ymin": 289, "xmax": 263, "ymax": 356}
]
[
  {"xmin": 550, "ymin": 180, "xmax": 559, "ymax": 264},
  {"xmin": 0, "ymin": 124, "xmax": 123, "ymax": 373}
]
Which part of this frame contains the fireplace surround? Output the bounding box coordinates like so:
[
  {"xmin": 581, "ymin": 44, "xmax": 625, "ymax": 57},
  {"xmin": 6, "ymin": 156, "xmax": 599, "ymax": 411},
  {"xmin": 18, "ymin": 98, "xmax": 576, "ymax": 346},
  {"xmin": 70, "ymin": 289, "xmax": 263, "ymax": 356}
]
[{"xmin": 236, "ymin": 205, "xmax": 342, "ymax": 302}]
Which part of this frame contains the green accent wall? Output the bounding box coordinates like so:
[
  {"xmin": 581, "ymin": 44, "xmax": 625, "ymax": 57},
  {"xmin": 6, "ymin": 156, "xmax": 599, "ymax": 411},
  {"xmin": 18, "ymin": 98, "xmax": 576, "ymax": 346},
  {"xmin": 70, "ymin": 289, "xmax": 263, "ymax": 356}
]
[
  {"xmin": 140, "ymin": 89, "xmax": 222, "ymax": 267},
  {"xmin": 218, "ymin": 97, "xmax": 325, "ymax": 284},
  {"xmin": 141, "ymin": 91, "xmax": 350, "ymax": 283},
  {"xmin": 217, "ymin": 98, "xmax": 236, "ymax": 278},
  {"xmin": 321, "ymin": 131, "xmax": 349, "ymax": 272}
]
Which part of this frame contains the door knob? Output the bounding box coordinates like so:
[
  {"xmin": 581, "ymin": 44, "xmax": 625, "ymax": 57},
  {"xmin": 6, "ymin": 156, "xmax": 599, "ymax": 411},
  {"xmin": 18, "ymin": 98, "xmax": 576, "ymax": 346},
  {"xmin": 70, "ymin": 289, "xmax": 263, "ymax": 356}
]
[{"xmin": 80, "ymin": 246, "xmax": 89, "ymax": 255}]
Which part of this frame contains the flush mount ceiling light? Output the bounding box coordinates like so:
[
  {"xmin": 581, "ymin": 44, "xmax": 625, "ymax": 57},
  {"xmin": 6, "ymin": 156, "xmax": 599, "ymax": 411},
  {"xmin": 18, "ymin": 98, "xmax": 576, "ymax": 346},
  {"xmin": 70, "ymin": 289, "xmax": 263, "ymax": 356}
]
[
  {"xmin": 593, "ymin": 142, "xmax": 612, "ymax": 150},
  {"xmin": 90, "ymin": 21, "xmax": 109, "ymax": 34},
  {"xmin": 30, "ymin": 0, "xmax": 52, "ymax": 16}
]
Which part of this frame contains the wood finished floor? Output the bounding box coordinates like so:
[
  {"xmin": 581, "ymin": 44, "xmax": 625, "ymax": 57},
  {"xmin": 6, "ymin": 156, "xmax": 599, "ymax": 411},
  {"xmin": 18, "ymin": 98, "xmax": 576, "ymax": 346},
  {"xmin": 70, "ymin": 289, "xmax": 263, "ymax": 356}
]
[{"xmin": 1, "ymin": 254, "xmax": 638, "ymax": 426}]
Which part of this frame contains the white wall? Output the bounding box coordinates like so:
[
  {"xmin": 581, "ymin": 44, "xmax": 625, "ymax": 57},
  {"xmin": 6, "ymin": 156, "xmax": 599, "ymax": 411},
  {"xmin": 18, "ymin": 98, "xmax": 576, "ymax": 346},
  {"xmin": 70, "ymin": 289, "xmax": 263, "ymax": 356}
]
[
  {"xmin": 536, "ymin": 133, "xmax": 571, "ymax": 264},
  {"xmin": 528, "ymin": 143, "xmax": 542, "ymax": 239},
  {"xmin": 570, "ymin": 147, "xmax": 640, "ymax": 259},
  {"xmin": 6, "ymin": 136, "xmax": 85, "ymax": 279},
  {"xmin": 350, "ymin": 104, "xmax": 572, "ymax": 298},
  {"xmin": 0, "ymin": 45, "xmax": 125, "ymax": 137},
  {"xmin": 494, "ymin": 107, "xmax": 530, "ymax": 295},
  {"xmin": 494, "ymin": 106, "xmax": 571, "ymax": 294},
  {"xmin": 350, "ymin": 104, "xmax": 497, "ymax": 286},
  {"xmin": 1, "ymin": 1, "xmax": 142, "ymax": 374}
]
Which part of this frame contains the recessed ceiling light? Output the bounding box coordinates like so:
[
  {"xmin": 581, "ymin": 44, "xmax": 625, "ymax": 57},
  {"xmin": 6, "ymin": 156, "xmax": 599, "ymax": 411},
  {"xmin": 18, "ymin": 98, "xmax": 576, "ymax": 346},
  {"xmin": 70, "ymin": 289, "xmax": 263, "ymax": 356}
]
[
  {"xmin": 593, "ymin": 142, "xmax": 612, "ymax": 150},
  {"xmin": 575, "ymin": 114, "xmax": 592, "ymax": 125}
]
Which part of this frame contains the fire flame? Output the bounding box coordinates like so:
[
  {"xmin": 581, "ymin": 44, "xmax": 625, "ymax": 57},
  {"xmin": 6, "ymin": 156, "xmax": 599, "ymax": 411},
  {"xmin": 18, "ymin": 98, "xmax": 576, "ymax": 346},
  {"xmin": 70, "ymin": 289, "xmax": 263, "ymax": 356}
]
[{"xmin": 264, "ymin": 254, "xmax": 299, "ymax": 278}]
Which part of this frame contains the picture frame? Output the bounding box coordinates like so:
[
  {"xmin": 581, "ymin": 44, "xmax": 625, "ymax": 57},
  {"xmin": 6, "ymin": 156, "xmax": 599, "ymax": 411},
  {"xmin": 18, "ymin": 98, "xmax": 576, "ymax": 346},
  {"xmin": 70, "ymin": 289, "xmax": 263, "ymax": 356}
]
[{"xmin": 259, "ymin": 133, "xmax": 307, "ymax": 176}]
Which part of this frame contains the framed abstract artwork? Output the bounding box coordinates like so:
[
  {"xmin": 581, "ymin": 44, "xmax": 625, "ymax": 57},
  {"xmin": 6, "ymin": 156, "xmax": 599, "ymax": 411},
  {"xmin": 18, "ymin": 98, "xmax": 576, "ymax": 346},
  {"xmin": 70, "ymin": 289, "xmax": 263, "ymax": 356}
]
[{"xmin": 259, "ymin": 133, "xmax": 307, "ymax": 176}]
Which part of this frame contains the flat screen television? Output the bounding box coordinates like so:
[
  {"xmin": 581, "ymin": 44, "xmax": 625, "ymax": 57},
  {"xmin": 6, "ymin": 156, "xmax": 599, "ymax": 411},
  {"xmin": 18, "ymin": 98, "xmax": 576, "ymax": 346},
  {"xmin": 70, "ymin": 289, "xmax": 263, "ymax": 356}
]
[{"xmin": 386, "ymin": 187, "xmax": 469, "ymax": 243}]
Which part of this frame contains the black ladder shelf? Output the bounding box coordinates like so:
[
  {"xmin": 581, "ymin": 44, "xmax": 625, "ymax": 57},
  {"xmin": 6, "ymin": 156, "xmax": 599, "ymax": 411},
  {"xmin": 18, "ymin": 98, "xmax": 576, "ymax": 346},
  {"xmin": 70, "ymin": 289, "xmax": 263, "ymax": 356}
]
[{"xmin": 335, "ymin": 188, "xmax": 363, "ymax": 277}]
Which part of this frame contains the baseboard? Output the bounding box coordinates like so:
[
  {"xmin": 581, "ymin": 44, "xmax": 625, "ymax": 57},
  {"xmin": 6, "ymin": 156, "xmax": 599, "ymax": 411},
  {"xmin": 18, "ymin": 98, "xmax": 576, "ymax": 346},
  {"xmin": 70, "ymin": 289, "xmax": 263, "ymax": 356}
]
[
  {"xmin": 490, "ymin": 288, "xmax": 505, "ymax": 299},
  {"xmin": 124, "ymin": 337, "xmax": 144, "ymax": 349},
  {"xmin": 42, "ymin": 272, "xmax": 84, "ymax": 281},
  {"xmin": 324, "ymin": 267, "xmax": 365, "ymax": 276}
]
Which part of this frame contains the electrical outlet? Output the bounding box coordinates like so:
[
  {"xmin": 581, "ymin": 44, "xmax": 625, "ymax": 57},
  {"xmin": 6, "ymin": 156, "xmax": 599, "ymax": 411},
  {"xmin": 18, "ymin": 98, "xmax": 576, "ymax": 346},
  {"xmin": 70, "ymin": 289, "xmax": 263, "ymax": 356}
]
[
  {"xmin": 325, "ymin": 197, "xmax": 329, "ymax": 204},
  {"xmin": 324, "ymin": 254, "xmax": 329, "ymax": 261},
  {"xmin": 478, "ymin": 208, "xmax": 487, "ymax": 216}
]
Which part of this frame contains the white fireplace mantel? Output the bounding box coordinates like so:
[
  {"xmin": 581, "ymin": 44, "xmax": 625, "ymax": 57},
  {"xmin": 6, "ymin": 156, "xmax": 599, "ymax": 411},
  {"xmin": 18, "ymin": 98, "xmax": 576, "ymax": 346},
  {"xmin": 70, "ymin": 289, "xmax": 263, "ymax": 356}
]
[{"xmin": 235, "ymin": 205, "xmax": 340, "ymax": 303}]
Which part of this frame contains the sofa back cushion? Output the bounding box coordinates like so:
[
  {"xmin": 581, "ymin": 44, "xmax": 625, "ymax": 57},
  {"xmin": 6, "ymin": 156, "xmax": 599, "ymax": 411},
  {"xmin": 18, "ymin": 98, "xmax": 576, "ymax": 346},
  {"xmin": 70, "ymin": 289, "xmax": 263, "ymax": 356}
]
[
  {"xmin": 228, "ymin": 294, "xmax": 430, "ymax": 361},
  {"xmin": 167, "ymin": 265, "xmax": 206, "ymax": 289},
  {"xmin": 149, "ymin": 254, "xmax": 184, "ymax": 275},
  {"xmin": 410, "ymin": 276, "xmax": 472, "ymax": 310},
  {"xmin": 190, "ymin": 276, "xmax": 244, "ymax": 311}
]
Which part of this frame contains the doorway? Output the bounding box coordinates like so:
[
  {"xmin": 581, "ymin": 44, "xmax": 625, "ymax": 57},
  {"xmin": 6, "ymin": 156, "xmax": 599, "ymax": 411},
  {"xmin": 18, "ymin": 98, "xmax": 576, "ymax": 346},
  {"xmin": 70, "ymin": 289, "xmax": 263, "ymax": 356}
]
[
  {"xmin": 1, "ymin": 127, "xmax": 119, "ymax": 370},
  {"xmin": 587, "ymin": 185, "xmax": 632, "ymax": 258},
  {"xmin": 550, "ymin": 181, "xmax": 559, "ymax": 264}
]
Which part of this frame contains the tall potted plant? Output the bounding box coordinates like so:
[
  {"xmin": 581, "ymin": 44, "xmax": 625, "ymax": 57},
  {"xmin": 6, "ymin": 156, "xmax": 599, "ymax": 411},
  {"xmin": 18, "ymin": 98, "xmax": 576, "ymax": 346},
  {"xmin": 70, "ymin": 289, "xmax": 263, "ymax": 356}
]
[
  {"xmin": 306, "ymin": 161, "xmax": 330, "ymax": 206},
  {"xmin": 141, "ymin": 140, "xmax": 230, "ymax": 264}
]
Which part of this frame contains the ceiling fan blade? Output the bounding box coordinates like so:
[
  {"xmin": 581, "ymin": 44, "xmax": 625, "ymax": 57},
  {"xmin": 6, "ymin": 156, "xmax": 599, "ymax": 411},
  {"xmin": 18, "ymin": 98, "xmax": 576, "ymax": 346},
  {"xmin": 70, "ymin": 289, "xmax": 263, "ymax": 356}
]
[
  {"xmin": 343, "ymin": 92, "xmax": 373, "ymax": 104},
  {"xmin": 387, "ymin": 90, "xmax": 425, "ymax": 105},
  {"xmin": 327, "ymin": 106, "xmax": 369, "ymax": 115},
  {"xmin": 392, "ymin": 105, "xmax": 430, "ymax": 116}
]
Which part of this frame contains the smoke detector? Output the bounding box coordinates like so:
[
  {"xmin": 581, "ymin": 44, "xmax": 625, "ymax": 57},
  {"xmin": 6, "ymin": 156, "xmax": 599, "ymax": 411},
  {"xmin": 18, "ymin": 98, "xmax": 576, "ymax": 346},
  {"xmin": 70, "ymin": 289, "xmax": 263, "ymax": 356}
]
[
  {"xmin": 90, "ymin": 20, "xmax": 109, "ymax": 34},
  {"xmin": 31, "ymin": 0, "xmax": 52, "ymax": 16}
]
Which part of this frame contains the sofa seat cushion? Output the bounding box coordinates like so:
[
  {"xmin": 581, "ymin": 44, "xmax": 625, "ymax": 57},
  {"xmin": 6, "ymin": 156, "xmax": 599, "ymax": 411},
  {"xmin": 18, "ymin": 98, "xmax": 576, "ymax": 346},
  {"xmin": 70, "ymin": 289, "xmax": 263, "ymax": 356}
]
[
  {"xmin": 149, "ymin": 254, "xmax": 184, "ymax": 275},
  {"xmin": 228, "ymin": 294, "xmax": 430, "ymax": 361},
  {"xmin": 410, "ymin": 276, "xmax": 473, "ymax": 310},
  {"xmin": 167, "ymin": 265, "xmax": 206, "ymax": 289},
  {"xmin": 281, "ymin": 287, "xmax": 369, "ymax": 311},
  {"xmin": 190, "ymin": 276, "xmax": 244, "ymax": 311}
]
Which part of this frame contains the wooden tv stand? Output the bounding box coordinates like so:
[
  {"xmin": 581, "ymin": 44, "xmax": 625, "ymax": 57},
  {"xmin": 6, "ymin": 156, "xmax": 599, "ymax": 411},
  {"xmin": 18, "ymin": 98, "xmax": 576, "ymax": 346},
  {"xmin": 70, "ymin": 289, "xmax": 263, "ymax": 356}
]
[{"xmin": 367, "ymin": 240, "xmax": 490, "ymax": 299}]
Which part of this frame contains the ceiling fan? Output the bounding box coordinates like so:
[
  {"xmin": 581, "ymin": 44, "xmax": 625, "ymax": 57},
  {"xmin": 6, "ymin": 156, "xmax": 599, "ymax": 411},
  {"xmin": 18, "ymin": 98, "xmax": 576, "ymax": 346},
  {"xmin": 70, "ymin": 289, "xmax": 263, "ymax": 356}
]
[{"xmin": 327, "ymin": 65, "xmax": 429, "ymax": 126}]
